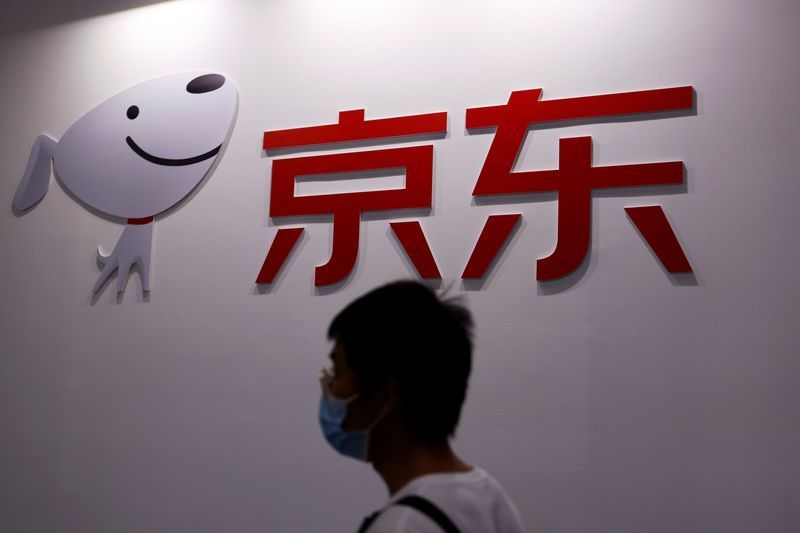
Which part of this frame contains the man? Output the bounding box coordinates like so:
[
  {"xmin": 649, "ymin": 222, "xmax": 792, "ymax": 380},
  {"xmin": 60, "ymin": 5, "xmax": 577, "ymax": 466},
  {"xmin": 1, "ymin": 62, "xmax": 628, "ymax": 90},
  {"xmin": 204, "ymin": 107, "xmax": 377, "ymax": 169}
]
[{"xmin": 319, "ymin": 280, "xmax": 526, "ymax": 532}]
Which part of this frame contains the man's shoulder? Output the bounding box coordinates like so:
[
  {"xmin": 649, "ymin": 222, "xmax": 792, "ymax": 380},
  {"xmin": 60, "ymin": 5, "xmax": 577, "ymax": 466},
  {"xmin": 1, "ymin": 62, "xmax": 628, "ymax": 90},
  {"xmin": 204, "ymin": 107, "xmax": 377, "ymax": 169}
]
[
  {"xmin": 395, "ymin": 467, "xmax": 505, "ymax": 498},
  {"xmin": 367, "ymin": 468, "xmax": 525, "ymax": 532},
  {"xmin": 367, "ymin": 504, "xmax": 445, "ymax": 533}
]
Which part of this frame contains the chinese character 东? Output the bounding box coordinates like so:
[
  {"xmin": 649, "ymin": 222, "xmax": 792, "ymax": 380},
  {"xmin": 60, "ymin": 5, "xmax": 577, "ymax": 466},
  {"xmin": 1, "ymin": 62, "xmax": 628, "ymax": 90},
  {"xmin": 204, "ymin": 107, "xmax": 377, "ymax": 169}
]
[{"xmin": 462, "ymin": 86, "xmax": 694, "ymax": 281}]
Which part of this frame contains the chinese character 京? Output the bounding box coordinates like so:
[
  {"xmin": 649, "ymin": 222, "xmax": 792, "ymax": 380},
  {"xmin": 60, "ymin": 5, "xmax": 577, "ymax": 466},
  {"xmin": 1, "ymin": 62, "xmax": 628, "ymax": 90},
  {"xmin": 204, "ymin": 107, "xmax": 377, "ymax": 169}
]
[{"xmin": 259, "ymin": 110, "xmax": 447, "ymax": 286}]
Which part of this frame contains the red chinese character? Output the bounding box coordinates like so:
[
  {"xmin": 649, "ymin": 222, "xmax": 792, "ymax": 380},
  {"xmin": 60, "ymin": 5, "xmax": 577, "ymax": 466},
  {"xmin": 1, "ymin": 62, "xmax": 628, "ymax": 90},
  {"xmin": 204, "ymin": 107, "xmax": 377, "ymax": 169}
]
[
  {"xmin": 258, "ymin": 110, "xmax": 447, "ymax": 286},
  {"xmin": 462, "ymin": 86, "xmax": 695, "ymax": 281}
]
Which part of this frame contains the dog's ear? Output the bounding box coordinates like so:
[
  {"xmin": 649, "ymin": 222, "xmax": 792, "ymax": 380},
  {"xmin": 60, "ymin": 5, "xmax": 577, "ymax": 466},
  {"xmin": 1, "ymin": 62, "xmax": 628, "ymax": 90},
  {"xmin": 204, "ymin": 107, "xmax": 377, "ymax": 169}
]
[{"xmin": 13, "ymin": 134, "xmax": 57, "ymax": 211}]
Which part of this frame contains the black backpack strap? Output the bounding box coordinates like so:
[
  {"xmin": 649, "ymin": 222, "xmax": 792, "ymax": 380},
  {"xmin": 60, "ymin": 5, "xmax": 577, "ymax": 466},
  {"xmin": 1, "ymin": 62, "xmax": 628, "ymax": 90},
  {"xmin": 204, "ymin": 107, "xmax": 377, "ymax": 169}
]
[
  {"xmin": 356, "ymin": 510, "xmax": 381, "ymax": 533},
  {"xmin": 357, "ymin": 495, "xmax": 461, "ymax": 533},
  {"xmin": 394, "ymin": 495, "xmax": 461, "ymax": 533}
]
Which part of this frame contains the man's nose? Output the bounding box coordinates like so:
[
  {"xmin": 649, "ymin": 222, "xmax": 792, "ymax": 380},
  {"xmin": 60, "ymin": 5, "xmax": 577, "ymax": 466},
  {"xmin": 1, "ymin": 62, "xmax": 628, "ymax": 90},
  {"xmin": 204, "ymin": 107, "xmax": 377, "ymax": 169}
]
[{"xmin": 186, "ymin": 74, "xmax": 225, "ymax": 94}]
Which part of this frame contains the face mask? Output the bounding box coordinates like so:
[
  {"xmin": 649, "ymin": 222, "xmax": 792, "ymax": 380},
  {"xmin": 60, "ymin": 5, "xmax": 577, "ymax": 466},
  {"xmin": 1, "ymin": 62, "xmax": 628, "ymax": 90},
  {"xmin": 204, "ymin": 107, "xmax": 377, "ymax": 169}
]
[{"xmin": 318, "ymin": 369, "xmax": 385, "ymax": 462}]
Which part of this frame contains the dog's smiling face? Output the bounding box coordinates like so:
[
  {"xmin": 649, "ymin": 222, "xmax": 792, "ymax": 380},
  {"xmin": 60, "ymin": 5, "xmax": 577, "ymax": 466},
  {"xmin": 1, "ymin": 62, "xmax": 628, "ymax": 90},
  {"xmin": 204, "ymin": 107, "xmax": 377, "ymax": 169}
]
[{"xmin": 54, "ymin": 72, "xmax": 238, "ymax": 219}]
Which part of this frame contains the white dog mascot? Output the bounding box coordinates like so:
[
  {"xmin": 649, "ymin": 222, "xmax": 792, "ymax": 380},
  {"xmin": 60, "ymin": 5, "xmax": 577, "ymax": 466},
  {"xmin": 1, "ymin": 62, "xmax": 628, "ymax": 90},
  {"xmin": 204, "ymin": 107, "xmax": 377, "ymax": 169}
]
[{"xmin": 13, "ymin": 72, "xmax": 237, "ymax": 296}]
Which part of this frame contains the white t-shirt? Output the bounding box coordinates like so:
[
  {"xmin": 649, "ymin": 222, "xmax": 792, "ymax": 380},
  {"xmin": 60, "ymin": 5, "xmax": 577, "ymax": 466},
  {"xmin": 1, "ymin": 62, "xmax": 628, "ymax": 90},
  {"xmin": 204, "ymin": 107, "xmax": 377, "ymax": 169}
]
[{"xmin": 365, "ymin": 468, "xmax": 526, "ymax": 533}]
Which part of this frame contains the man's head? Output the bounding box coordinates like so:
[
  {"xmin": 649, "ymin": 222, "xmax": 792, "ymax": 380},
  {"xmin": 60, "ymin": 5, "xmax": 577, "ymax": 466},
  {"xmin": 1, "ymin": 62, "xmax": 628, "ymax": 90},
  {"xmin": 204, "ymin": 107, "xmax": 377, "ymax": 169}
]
[{"xmin": 326, "ymin": 280, "xmax": 473, "ymax": 444}]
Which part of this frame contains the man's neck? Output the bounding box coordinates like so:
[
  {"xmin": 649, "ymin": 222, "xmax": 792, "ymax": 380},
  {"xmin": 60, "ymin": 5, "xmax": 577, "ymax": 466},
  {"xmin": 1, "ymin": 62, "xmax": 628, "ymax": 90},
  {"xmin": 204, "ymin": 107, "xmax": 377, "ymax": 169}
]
[{"xmin": 371, "ymin": 438, "xmax": 473, "ymax": 496}]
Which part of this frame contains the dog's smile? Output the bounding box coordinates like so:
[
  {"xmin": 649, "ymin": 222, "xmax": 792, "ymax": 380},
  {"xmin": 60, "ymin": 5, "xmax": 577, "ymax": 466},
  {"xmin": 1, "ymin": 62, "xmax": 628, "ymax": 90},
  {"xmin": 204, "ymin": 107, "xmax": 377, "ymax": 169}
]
[{"xmin": 126, "ymin": 136, "xmax": 221, "ymax": 167}]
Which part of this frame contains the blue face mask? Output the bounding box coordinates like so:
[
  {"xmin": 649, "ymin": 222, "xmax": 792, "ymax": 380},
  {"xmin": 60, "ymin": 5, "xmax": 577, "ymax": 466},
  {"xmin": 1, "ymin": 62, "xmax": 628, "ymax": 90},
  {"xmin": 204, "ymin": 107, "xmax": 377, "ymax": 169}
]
[{"xmin": 318, "ymin": 369, "xmax": 384, "ymax": 462}]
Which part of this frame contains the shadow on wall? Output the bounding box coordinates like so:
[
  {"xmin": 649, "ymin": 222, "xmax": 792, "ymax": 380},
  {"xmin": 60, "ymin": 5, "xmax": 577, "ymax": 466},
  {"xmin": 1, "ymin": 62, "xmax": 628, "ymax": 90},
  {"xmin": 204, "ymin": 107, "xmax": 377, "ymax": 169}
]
[{"xmin": 1, "ymin": 0, "xmax": 171, "ymax": 33}]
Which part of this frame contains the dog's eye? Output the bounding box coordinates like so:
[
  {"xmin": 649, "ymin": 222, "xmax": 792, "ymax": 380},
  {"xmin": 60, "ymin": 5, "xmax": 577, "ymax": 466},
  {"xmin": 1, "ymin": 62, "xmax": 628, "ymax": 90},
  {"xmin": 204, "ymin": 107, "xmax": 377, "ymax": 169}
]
[
  {"xmin": 127, "ymin": 105, "xmax": 139, "ymax": 120},
  {"xmin": 187, "ymin": 74, "xmax": 225, "ymax": 94}
]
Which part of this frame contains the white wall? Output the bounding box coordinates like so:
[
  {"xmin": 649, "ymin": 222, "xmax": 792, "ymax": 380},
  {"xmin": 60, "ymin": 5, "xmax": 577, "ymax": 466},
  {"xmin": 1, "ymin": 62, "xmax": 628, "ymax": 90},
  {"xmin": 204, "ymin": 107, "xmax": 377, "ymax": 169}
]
[{"xmin": 1, "ymin": 1, "xmax": 798, "ymax": 531}]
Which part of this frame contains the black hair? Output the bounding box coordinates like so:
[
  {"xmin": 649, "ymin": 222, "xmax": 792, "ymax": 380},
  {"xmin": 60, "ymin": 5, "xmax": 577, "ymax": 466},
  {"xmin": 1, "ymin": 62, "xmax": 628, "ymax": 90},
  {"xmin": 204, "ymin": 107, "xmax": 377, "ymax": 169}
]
[{"xmin": 327, "ymin": 280, "xmax": 473, "ymax": 443}]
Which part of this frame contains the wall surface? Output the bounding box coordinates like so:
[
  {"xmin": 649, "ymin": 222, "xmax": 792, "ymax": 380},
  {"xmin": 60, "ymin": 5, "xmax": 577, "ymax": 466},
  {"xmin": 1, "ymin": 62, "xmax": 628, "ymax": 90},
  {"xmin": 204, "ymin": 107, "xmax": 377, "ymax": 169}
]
[{"xmin": 1, "ymin": 1, "xmax": 799, "ymax": 532}]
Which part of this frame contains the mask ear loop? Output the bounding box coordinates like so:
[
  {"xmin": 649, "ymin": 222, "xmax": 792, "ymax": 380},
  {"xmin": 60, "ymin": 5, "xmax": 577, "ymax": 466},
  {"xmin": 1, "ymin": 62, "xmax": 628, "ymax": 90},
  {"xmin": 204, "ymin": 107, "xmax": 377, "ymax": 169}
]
[{"xmin": 362, "ymin": 389, "xmax": 394, "ymax": 461}]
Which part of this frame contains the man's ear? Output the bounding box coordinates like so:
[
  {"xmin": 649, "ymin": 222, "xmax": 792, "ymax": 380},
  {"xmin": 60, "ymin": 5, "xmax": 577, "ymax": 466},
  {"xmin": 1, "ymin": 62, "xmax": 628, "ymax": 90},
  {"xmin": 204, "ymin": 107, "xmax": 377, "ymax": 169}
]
[{"xmin": 383, "ymin": 377, "xmax": 400, "ymax": 411}]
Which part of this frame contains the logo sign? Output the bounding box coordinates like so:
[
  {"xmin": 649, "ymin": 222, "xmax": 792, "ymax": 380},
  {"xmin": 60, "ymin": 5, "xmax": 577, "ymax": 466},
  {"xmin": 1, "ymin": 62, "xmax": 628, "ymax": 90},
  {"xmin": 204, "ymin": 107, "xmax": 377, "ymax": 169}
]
[
  {"xmin": 258, "ymin": 86, "xmax": 695, "ymax": 287},
  {"xmin": 15, "ymin": 77, "xmax": 695, "ymax": 298},
  {"xmin": 13, "ymin": 72, "xmax": 238, "ymax": 295}
]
